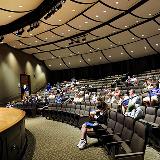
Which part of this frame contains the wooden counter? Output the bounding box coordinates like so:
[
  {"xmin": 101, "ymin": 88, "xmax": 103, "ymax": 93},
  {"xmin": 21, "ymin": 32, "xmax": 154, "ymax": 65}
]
[
  {"xmin": 0, "ymin": 108, "xmax": 25, "ymax": 132},
  {"xmin": 0, "ymin": 107, "xmax": 26, "ymax": 160}
]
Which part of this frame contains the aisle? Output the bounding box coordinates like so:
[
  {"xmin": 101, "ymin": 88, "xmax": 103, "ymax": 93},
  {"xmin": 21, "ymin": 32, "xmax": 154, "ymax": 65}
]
[{"xmin": 23, "ymin": 117, "xmax": 109, "ymax": 160}]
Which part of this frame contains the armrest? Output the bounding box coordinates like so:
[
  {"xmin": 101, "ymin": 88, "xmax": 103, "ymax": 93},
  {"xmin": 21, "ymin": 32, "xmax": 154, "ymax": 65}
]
[
  {"xmin": 148, "ymin": 122, "xmax": 159, "ymax": 128},
  {"xmin": 100, "ymin": 134, "xmax": 114, "ymax": 142},
  {"xmin": 139, "ymin": 119, "xmax": 148, "ymax": 124},
  {"xmin": 115, "ymin": 152, "xmax": 144, "ymax": 159}
]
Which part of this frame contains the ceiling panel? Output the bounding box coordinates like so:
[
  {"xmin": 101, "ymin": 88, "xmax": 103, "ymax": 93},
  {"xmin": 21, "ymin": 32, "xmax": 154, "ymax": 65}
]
[
  {"xmin": 21, "ymin": 21, "xmax": 55, "ymax": 37},
  {"xmin": 132, "ymin": 0, "xmax": 160, "ymax": 18},
  {"xmin": 72, "ymin": 0, "xmax": 98, "ymax": 4},
  {"xmin": 23, "ymin": 48, "xmax": 40, "ymax": 54},
  {"xmin": 90, "ymin": 25, "xmax": 120, "ymax": 37},
  {"xmin": 0, "ymin": 0, "xmax": 43, "ymax": 11},
  {"xmin": 37, "ymin": 44, "xmax": 58, "ymax": 51},
  {"xmin": 82, "ymin": 51, "xmax": 109, "ymax": 65},
  {"xmin": 63, "ymin": 55, "xmax": 88, "ymax": 69},
  {"xmin": 147, "ymin": 34, "xmax": 160, "ymax": 53},
  {"xmin": 52, "ymin": 24, "xmax": 81, "ymax": 37},
  {"xmin": 34, "ymin": 52, "xmax": 54, "ymax": 60},
  {"xmin": 0, "ymin": 11, "xmax": 27, "ymax": 26},
  {"xmin": 155, "ymin": 17, "xmax": 160, "ymax": 24},
  {"xmin": 67, "ymin": 15, "xmax": 101, "ymax": 31},
  {"xmin": 69, "ymin": 44, "xmax": 92, "ymax": 54},
  {"xmin": 44, "ymin": 0, "xmax": 91, "ymax": 26},
  {"xmin": 109, "ymin": 31, "xmax": 140, "ymax": 45},
  {"xmin": 124, "ymin": 39, "xmax": 157, "ymax": 58},
  {"xmin": 89, "ymin": 38, "xmax": 116, "ymax": 50},
  {"xmin": 36, "ymin": 31, "xmax": 62, "ymax": 43},
  {"xmin": 102, "ymin": 46, "xmax": 131, "ymax": 62},
  {"xmin": 20, "ymin": 36, "xmax": 45, "ymax": 46},
  {"xmin": 45, "ymin": 58, "xmax": 68, "ymax": 70},
  {"xmin": 130, "ymin": 21, "xmax": 160, "ymax": 38},
  {"xmin": 51, "ymin": 48, "xmax": 74, "ymax": 58},
  {"xmin": 101, "ymin": 0, "xmax": 139, "ymax": 10},
  {"xmin": 8, "ymin": 40, "xmax": 29, "ymax": 48},
  {"xmin": 84, "ymin": 2, "xmax": 122, "ymax": 23},
  {"xmin": 110, "ymin": 14, "xmax": 145, "ymax": 29}
]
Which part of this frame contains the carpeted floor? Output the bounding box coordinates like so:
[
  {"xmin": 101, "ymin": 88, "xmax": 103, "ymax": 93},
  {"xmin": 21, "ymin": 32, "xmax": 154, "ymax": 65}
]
[{"xmin": 23, "ymin": 117, "xmax": 160, "ymax": 160}]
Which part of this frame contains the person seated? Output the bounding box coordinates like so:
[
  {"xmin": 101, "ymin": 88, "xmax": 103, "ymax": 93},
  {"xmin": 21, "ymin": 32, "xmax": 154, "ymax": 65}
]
[
  {"xmin": 77, "ymin": 97, "xmax": 109, "ymax": 150},
  {"xmin": 130, "ymin": 75, "xmax": 138, "ymax": 86},
  {"xmin": 125, "ymin": 105, "xmax": 143, "ymax": 120},
  {"xmin": 143, "ymin": 82, "xmax": 160, "ymax": 107},
  {"xmin": 110, "ymin": 87, "xmax": 121, "ymax": 104},
  {"xmin": 90, "ymin": 93, "xmax": 97, "ymax": 103},
  {"xmin": 55, "ymin": 92, "xmax": 62, "ymax": 104},
  {"xmin": 122, "ymin": 89, "xmax": 141, "ymax": 114}
]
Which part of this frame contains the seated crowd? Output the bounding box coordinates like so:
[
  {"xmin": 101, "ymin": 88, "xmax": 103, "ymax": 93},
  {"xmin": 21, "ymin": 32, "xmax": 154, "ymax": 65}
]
[{"xmin": 6, "ymin": 69, "xmax": 160, "ymax": 157}]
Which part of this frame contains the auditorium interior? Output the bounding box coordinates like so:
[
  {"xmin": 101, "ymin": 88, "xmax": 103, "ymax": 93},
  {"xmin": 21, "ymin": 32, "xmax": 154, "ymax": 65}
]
[{"xmin": 0, "ymin": 0, "xmax": 160, "ymax": 160}]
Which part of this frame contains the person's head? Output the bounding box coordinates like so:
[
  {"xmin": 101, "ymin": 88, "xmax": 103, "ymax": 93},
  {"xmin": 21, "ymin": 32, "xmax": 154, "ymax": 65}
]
[
  {"xmin": 115, "ymin": 87, "xmax": 119, "ymax": 92},
  {"xmin": 96, "ymin": 97, "xmax": 108, "ymax": 110},
  {"xmin": 129, "ymin": 89, "xmax": 135, "ymax": 97}
]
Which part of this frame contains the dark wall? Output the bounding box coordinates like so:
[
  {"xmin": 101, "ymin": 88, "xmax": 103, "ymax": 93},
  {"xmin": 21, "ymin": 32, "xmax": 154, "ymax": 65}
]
[
  {"xmin": 0, "ymin": 44, "xmax": 50, "ymax": 104},
  {"xmin": 51, "ymin": 54, "xmax": 160, "ymax": 83}
]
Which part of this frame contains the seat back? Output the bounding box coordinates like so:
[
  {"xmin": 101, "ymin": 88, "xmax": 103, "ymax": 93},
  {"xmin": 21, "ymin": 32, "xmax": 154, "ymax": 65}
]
[
  {"xmin": 144, "ymin": 107, "xmax": 156, "ymax": 123},
  {"xmin": 130, "ymin": 121, "xmax": 148, "ymax": 153},
  {"xmin": 121, "ymin": 116, "xmax": 135, "ymax": 141},
  {"xmin": 155, "ymin": 108, "xmax": 160, "ymax": 125},
  {"xmin": 114, "ymin": 113, "xmax": 125, "ymax": 135},
  {"xmin": 107, "ymin": 111, "xmax": 117, "ymax": 130}
]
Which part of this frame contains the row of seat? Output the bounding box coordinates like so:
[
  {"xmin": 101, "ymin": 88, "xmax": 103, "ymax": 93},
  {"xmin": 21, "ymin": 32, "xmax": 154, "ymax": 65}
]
[{"xmin": 87, "ymin": 111, "xmax": 148, "ymax": 160}]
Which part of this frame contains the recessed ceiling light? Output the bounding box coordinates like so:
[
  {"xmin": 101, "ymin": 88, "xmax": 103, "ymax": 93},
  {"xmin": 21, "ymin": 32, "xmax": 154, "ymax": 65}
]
[
  {"xmin": 100, "ymin": 57, "xmax": 102, "ymax": 60},
  {"xmin": 109, "ymin": 55, "xmax": 111, "ymax": 58},
  {"xmin": 59, "ymin": 19, "xmax": 62, "ymax": 22},
  {"xmin": 13, "ymin": 46, "xmax": 16, "ymax": 48},
  {"xmin": 90, "ymin": 50, "xmax": 92, "ymax": 52},
  {"xmin": 8, "ymin": 15, "xmax": 11, "ymax": 18},
  {"xmin": 69, "ymin": 62, "xmax": 71, "ymax": 65},
  {"xmin": 20, "ymin": 43, "xmax": 22, "ymax": 46},
  {"xmin": 131, "ymin": 51, "xmax": 134, "ymax": 53},
  {"xmin": 88, "ymin": 59, "xmax": 90, "ymax": 61},
  {"xmin": 110, "ymin": 45, "xmax": 113, "ymax": 47},
  {"xmin": 96, "ymin": 15, "xmax": 99, "ymax": 18},
  {"xmin": 52, "ymin": 57, "xmax": 54, "ymax": 59},
  {"xmin": 70, "ymin": 54, "xmax": 72, "ymax": 56},
  {"xmin": 52, "ymin": 35, "xmax": 54, "ymax": 37},
  {"xmin": 62, "ymin": 33, "xmax": 64, "ymax": 35},
  {"xmin": 78, "ymin": 51, "xmax": 80, "ymax": 53},
  {"xmin": 113, "ymin": 31, "xmax": 116, "ymax": 33},
  {"xmin": 142, "ymin": 34, "xmax": 144, "ymax": 37},
  {"xmin": 103, "ymin": 10, "xmax": 106, "ymax": 13},
  {"xmin": 97, "ymin": 48, "xmax": 99, "ymax": 50},
  {"xmin": 68, "ymin": 29, "xmax": 70, "ymax": 32},
  {"xmin": 121, "ymin": 52, "xmax": 123, "ymax": 55},
  {"xmin": 156, "ymin": 43, "xmax": 159, "ymax": 46},
  {"xmin": 19, "ymin": 5, "xmax": 23, "ymax": 8},
  {"xmin": 45, "ymin": 37, "xmax": 48, "ymax": 40},
  {"xmin": 158, "ymin": 28, "xmax": 160, "ymax": 31},
  {"xmin": 30, "ymin": 33, "xmax": 32, "ymax": 36},
  {"xmin": 144, "ymin": 46, "xmax": 147, "ymax": 50},
  {"xmin": 136, "ymin": 20, "xmax": 139, "ymax": 23},
  {"xmin": 49, "ymin": 65, "xmax": 51, "ymax": 67},
  {"xmin": 72, "ymin": 9, "xmax": 75, "ymax": 12},
  {"xmin": 125, "ymin": 25, "xmax": 127, "ymax": 28},
  {"xmin": 80, "ymin": 60, "xmax": 81, "ymax": 63},
  {"xmin": 132, "ymin": 37, "xmax": 135, "ymax": 40},
  {"xmin": 0, "ymin": 42, "xmax": 4, "ymax": 44},
  {"xmin": 60, "ymin": 63, "xmax": 62, "ymax": 66},
  {"xmin": 35, "ymin": 41, "xmax": 38, "ymax": 43},
  {"xmin": 116, "ymin": 2, "xmax": 119, "ymax": 4},
  {"xmin": 149, "ymin": 13, "xmax": 152, "ymax": 16},
  {"xmin": 85, "ymin": 21, "xmax": 88, "ymax": 24},
  {"xmin": 59, "ymin": 56, "xmax": 61, "ymax": 58}
]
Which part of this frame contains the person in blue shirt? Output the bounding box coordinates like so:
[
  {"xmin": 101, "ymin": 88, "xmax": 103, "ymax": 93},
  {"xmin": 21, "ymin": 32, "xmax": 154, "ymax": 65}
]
[
  {"xmin": 55, "ymin": 92, "xmax": 62, "ymax": 104},
  {"xmin": 143, "ymin": 82, "xmax": 160, "ymax": 107}
]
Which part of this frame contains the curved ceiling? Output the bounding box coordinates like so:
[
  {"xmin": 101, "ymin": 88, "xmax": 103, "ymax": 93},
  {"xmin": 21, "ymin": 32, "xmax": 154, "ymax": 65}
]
[{"xmin": 1, "ymin": 0, "xmax": 160, "ymax": 71}]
